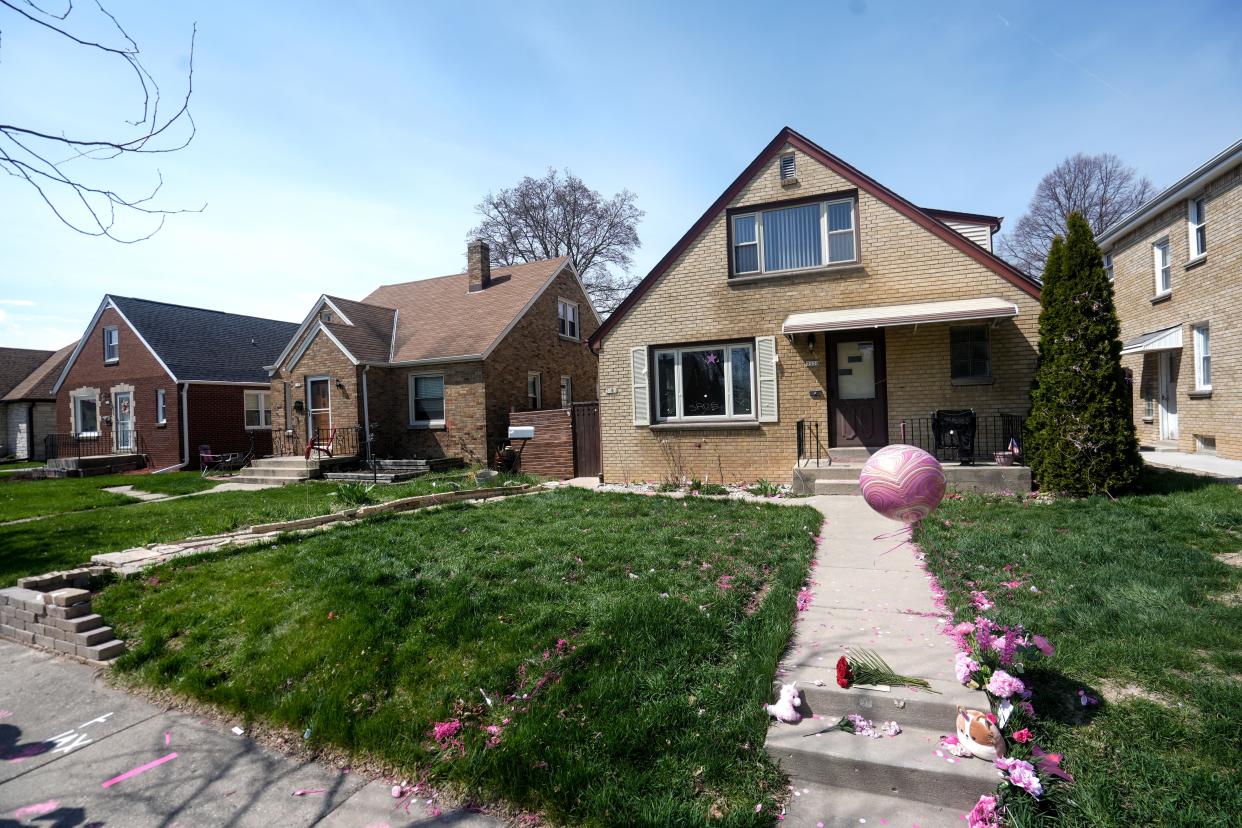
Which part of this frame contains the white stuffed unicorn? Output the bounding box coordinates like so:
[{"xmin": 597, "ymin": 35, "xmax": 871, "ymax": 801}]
[{"xmin": 765, "ymin": 682, "xmax": 803, "ymax": 724}]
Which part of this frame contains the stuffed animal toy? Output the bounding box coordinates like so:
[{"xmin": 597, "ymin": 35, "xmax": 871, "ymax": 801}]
[
  {"xmin": 765, "ymin": 682, "xmax": 803, "ymax": 724},
  {"xmin": 956, "ymin": 706, "xmax": 1006, "ymax": 761}
]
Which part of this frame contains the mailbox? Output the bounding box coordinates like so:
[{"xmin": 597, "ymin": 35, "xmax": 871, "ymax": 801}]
[{"xmin": 508, "ymin": 425, "xmax": 535, "ymax": 440}]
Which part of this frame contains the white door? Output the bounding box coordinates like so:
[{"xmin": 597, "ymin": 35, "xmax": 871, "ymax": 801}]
[
  {"xmin": 114, "ymin": 391, "xmax": 134, "ymax": 451},
  {"xmin": 307, "ymin": 378, "xmax": 332, "ymax": 441},
  {"xmin": 1159, "ymin": 352, "xmax": 1179, "ymax": 440}
]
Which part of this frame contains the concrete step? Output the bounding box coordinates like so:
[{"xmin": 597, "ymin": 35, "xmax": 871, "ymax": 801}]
[
  {"xmin": 250, "ymin": 457, "xmax": 320, "ymax": 469},
  {"xmin": 766, "ymin": 719, "xmax": 996, "ymax": 810},
  {"xmin": 827, "ymin": 447, "xmax": 873, "ymax": 463},
  {"xmin": 780, "ymin": 780, "xmax": 974, "ymax": 827},
  {"xmin": 230, "ymin": 474, "xmax": 308, "ymax": 486},
  {"xmin": 237, "ymin": 466, "xmax": 316, "ymax": 480},
  {"xmin": 814, "ymin": 479, "xmax": 860, "ymax": 495}
]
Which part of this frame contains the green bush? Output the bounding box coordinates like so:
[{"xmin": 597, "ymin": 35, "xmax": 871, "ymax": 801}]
[
  {"xmin": 1024, "ymin": 212, "xmax": 1142, "ymax": 495},
  {"xmin": 333, "ymin": 481, "xmax": 378, "ymax": 507}
]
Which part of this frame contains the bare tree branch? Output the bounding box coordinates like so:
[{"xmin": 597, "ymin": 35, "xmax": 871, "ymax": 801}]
[
  {"xmin": 469, "ymin": 168, "xmax": 643, "ymax": 315},
  {"xmin": 998, "ymin": 153, "xmax": 1154, "ymax": 277},
  {"xmin": 0, "ymin": 1, "xmax": 201, "ymax": 241}
]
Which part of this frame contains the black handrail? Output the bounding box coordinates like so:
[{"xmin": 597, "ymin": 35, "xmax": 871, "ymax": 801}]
[
  {"xmin": 795, "ymin": 419, "xmax": 824, "ymax": 467},
  {"xmin": 43, "ymin": 429, "xmax": 141, "ymax": 460},
  {"xmin": 899, "ymin": 413, "xmax": 1025, "ymax": 465}
]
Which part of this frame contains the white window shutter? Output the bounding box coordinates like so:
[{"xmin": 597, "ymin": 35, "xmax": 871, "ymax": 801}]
[
  {"xmin": 756, "ymin": 336, "xmax": 778, "ymax": 422},
  {"xmin": 631, "ymin": 346, "xmax": 650, "ymax": 426}
]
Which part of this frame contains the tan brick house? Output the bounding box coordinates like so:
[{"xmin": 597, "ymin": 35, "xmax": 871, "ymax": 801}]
[
  {"xmin": 265, "ymin": 244, "xmax": 599, "ymax": 466},
  {"xmin": 1099, "ymin": 138, "xmax": 1242, "ymax": 460},
  {"xmin": 588, "ymin": 127, "xmax": 1043, "ymax": 486},
  {"xmin": 51, "ymin": 296, "xmax": 298, "ymax": 471}
]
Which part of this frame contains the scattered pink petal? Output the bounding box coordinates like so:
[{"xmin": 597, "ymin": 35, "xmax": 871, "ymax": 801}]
[
  {"xmin": 14, "ymin": 801, "xmax": 58, "ymax": 820},
  {"xmin": 292, "ymin": 789, "xmax": 325, "ymax": 797}
]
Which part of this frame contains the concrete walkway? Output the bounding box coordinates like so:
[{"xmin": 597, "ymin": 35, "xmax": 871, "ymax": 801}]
[
  {"xmin": 0, "ymin": 639, "xmax": 498, "ymax": 827},
  {"xmin": 769, "ymin": 495, "xmax": 994, "ymax": 827},
  {"xmin": 1143, "ymin": 450, "xmax": 1242, "ymax": 481}
]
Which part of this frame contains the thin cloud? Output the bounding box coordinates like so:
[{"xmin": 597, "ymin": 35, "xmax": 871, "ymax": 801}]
[{"xmin": 0, "ymin": 299, "xmax": 36, "ymax": 306}]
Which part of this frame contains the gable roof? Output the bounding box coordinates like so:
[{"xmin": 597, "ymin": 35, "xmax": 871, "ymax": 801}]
[
  {"xmin": 319, "ymin": 296, "xmax": 397, "ymax": 363},
  {"xmin": 2, "ymin": 343, "xmax": 75, "ymax": 402},
  {"xmin": 1097, "ymin": 136, "xmax": 1242, "ymax": 249},
  {"xmin": 364, "ymin": 257, "xmax": 576, "ymax": 364},
  {"xmin": 54, "ymin": 296, "xmax": 299, "ymax": 392},
  {"xmin": 589, "ymin": 126, "xmax": 1039, "ymax": 348},
  {"xmin": 0, "ymin": 347, "xmax": 55, "ymax": 399}
]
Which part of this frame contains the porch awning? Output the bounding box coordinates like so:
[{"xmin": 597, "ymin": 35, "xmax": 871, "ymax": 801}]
[
  {"xmin": 781, "ymin": 297, "xmax": 1019, "ymax": 335},
  {"xmin": 1120, "ymin": 325, "xmax": 1182, "ymax": 355}
]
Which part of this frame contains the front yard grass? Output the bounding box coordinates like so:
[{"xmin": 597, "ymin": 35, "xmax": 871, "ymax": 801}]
[
  {"xmin": 0, "ymin": 471, "xmax": 217, "ymax": 523},
  {"xmin": 96, "ymin": 489, "xmax": 819, "ymax": 826},
  {"xmin": 917, "ymin": 468, "xmax": 1242, "ymax": 827},
  {"xmin": 0, "ymin": 470, "xmax": 534, "ymax": 585}
]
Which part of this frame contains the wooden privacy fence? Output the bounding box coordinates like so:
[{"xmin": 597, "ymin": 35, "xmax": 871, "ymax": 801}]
[{"xmin": 509, "ymin": 402, "xmax": 601, "ymax": 479}]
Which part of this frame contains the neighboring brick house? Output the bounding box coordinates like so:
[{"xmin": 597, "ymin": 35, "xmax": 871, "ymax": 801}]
[
  {"xmin": 266, "ymin": 243, "xmax": 599, "ymax": 465},
  {"xmin": 1099, "ymin": 138, "xmax": 1242, "ymax": 460},
  {"xmin": 51, "ymin": 296, "xmax": 298, "ymax": 470},
  {"xmin": 588, "ymin": 126, "xmax": 1043, "ymax": 484},
  {"xmin": 2, "ymin": 343, "xmax": 74, "ymax": 460}
]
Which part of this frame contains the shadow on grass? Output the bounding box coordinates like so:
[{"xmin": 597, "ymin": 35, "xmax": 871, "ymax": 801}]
[
  {"xmin": 1024, "ymin": 667, "xmax": 1105, "ymax": 728},
  {"xmin": 1131, "ymin": 466, "xmax": 1230, "ymax": 496}
]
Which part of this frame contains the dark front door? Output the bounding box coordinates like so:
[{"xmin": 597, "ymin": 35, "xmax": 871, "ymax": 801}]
[
  {"xmin": 572, "ymin": 402, "xmax": 601, "ymax": 477},
  {"xmin": 827, "ymin": 331, "xmax": 888, "ymax": 448}
]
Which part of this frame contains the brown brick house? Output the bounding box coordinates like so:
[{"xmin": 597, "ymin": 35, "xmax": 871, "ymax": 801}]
[
  {"xmin": 2, "ymin": 343, "xmax": 73, "ymax": 460},
  {"xmin": 51, "ymin": 296, "xmax": 298, "ymax": 471},
  {"xmin": 1099, "ymin": 138, "xmax": 1242, "ymax": 460},
  {"xmin": 265, "ymin": 244, "xmax": 599, "ymax": 466},
  {"xmin": 588, "ymin": 127, "xmax": 1042, "ymax": 486}
]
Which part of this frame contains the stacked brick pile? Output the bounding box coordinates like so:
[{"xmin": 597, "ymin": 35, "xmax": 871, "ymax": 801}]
[{"xmin": 0, "ymin": 572, "xmax": 125, "ymax": 663}]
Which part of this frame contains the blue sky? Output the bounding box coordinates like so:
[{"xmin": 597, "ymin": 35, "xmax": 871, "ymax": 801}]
[{"xmin": 2, "ymin": 0, "xmax": 1239, "ymax": 350}]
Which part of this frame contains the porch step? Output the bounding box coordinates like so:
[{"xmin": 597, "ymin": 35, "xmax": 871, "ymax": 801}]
[
  {"xmin": 827, "ymin": 447, "xmax": 874, "ymax": 463},
  {"xmin": 814, "ymin": 479, "xmax": 860, "ymax": 496},
  {"xmin": 250, "ymin": 456, "xmax": 321, "ymax": 469},
  {"xmin": 322, "ymin": 471, "xmax": 423, "ymax": 484},
  {"xmin": 766, "ymin": 719, "xmax": 996, "ymax": 810},
  {"xmin": 231, "ymin": 473, "xmax": 313, "ymax": 486},
  {"xmin": 779, "ymin": 781, "xmax": 974, "ymax": 827},
  {"xmin": 237, "ymin": 465, "xmax": 319, "ymax": 479}
]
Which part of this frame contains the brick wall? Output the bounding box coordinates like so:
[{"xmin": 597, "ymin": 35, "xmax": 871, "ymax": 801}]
[
  {"xmin": 186, "ymin": 384, "xmax": 273, "ymax": 468},
  {"xmin": 269, "ymin": 326, "xmax": 361, "ymax": 454},
  {"xmin": 595, "ymin": 144, "xmax": 1041, "ymax": 483},
  {"xmin": 366, "ymin": 361, "xmax": 488, "ymax": 464},
  {"xmin": 509, "ymin": 408, "xmax": 575, "ymax": 478},
  {"xmin": 483, "ymin": 266, "xmax": 600, "ymax": 462},
  {"xmin": 1109, "ymin": 164, "xmax": 1241, "ymax": 459},
  {"xmin": 56, "ymin": 306, "xmax": 182, "ymax": 469}
]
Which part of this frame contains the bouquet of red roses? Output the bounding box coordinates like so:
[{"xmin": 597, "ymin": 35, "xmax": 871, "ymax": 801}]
[{"xmin": 836, "ymin": 649, "xmax": 935, "ymax": 692}]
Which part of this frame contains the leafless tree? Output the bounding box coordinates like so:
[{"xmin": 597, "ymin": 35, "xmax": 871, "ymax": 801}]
[
  {"xmin": 0, "ymin": 1, "xmax": 199, "ymax": 241},
  {"xmin": 469, "ymin": 168, "xmax": 643, "ymax": 315},
  {"xmin": 998, "ymin": 153, "xmax": 1154, "ymax": 277}
]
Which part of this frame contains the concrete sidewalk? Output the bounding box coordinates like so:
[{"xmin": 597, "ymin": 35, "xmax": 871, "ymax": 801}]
[
  {"xmin": 1142, "ymin": 450, "xmax": 1242, "ymax": 481},
  {"xmin": 0, "ymin": 640, "xmax": 498, "ymax": 827}
]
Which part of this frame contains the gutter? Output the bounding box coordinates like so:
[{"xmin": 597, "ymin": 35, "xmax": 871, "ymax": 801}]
[{"xmin": 154, "ymin": 382, "xmax": 192, "ymax": 474}]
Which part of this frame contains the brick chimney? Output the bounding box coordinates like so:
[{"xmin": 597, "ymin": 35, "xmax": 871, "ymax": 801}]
[{"xmin": 467, "ymin": 240, "xmax": 491, "ymax": 292}]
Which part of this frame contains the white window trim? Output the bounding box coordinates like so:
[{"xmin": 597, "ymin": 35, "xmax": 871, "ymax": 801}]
[
  {"xmin": 71, "ymin": 389, "xmax": 100, "ymax": 437},
  {"xmin": 1153, "ymin": 239, "xmax": 1171, "ymax": 296},
  {"xmin": 527, "ymin": 371, "xmax": 542, "ymax": 410},
  {"xmin": 1193, "ymin": 323, "xmax": 1212, "ymax": 392},
  {"xmin": 560, "ymin": 375, "xmax": 572, "ymax": 409},
  {"xmin": 1102, "ymin": 252, "xmax": 1114, "ymax": 282},
  {"xmin": 557, "ymin": 298, "xmax": 580, "ymax": 341},
  {"xmin": 653, "ymin": 342, "xmax": 756, "ymax": 423},
  {"xmin": 156, "ymin": 388, "xmax": 167, "ymax": 426},
  {"xmin": 244, "ymin": 390, "xmax": 272, "ymax": 430},
  {"xmin": 408, "ymin": 372, "xmax": 445, "ymax": 429},
  {"xmin": 103, "ymin": 326, "xmax": 119, "ymax": 364},
  {"xmin": 1188, "ymin": 197, "xmax": 1207, "ymax": 260},
  {"xmin": 731, "ymin": 197, "xmax": 858, "ymax": 277}
]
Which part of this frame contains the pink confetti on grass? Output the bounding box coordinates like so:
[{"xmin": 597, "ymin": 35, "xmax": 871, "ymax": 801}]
[
  {"xmin": 101, "ymin": 752, "xmax": 177, "ymax": 788},
  {"xmin": 14, "ymin": 801, "xmax": 58, "ymax": 819}
]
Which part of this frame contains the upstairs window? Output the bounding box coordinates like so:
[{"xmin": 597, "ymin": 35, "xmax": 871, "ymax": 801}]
[
  {"xmin": 1189, "ymin": 197, "xmax": 1207, "ymax": 258},
  {"xmin": 731, "ymin": 197, "xmax": 857, "ymax": 277},
  {"xmin": 557, "ymin": 299, "xmax": 579, "ymax": 340},
  {"xmin": 244, "ymin": 390, "xmax": 272, "ymax": 428},
  {"xmin": 103, "ymin": 326, "xmax": 119, "ymax": 363},
  {"xmin": 1103, "ymin": 252, "xmax": 1113, "ymax": 282},
  {"xmin": 1153, "ymin": 239, "xmax": 1171, "ymax": 295},
  {"xmin": 950, "ymin": 326, "xmax": 991, "ymax": 381}
]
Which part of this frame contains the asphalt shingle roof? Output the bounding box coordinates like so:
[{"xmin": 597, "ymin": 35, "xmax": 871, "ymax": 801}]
[
  {"xmin": 110, "ymin": 296, "xmax": 299, "ymax": 384},
  {"xmin": 0, "ymin": 347, "xmax": 55, "ymax": 399},
  {"xmin": 2, "ymin": 343, "xmax": 75, "ymax": 402},
  {"xmin": 320, "ymin": 296, "xmax": 396, "ymax": 363}
]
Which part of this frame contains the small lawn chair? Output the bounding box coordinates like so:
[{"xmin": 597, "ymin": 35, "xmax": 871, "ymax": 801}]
[
  {"xmin": 304, "ymin": 428, "xmax": 338, "ymax": 459},
  {"xmin": 199, "ymin": 444, "xmax": 246, "ymax": 477}
]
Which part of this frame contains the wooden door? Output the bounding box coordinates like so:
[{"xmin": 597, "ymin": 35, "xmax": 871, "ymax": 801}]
[
  {"xmin": 828, "ymin": 331, "xmax": 888, "ymax": 449},
  {"xmin": 572, "ymin": 402, "xmax": 601, "ymax": 477}
]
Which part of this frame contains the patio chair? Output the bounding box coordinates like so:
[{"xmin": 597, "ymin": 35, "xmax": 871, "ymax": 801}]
[
  {"xmin": 199, "ymin": 444, "xmax": 246, "ymax": 477},
  {"xmin": 932, "ymin": 409, "xmax": 977, "ymax": 466},
  {"xmin": 304, "ymin": 428, "xmax": 338, "ymax": 459}
]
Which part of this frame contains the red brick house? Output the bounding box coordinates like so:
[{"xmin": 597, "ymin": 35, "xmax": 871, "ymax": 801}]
[
  {"xmin": 51, "ymin": 296, "xmax": 299, "ymax": 471},
  {"xmin": 264, "ymin": 242, "xmax": 599, "ymax": 466}
]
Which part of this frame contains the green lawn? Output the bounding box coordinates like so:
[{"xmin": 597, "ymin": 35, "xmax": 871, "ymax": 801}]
[
  {"xmin": 916, "ymin": 469, "xmax": 1242, "ymax": 827},
  {"xmin": 97, "ymin": 489, "xmax": 819, "ymax": 826},
  {"xmin": 0, "ymin": 471, "xmax": 534, "ymax": 585},
  {"xmin": 0, "ymin": 471, "xmax": 218, "ymax": 522},
  {"xmin": 0, "ymin": 460, "xmax": 45, "ymax": 471}
]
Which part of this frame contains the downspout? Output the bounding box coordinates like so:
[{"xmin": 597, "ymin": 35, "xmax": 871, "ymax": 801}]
[
  {"xmin": 25, "ymin": 402, "xmax": 35, "ymax": 461},
  {"xmin": 361, "ymin": 365, "xmax": 372, "ymax": 464},
  {"xmin": 153, "ymin": 382, "xmax": 190, "ymax": 473}
]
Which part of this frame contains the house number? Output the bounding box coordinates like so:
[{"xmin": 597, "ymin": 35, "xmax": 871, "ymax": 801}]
[{"xmin": 804, "ymin": 360, "xmax": 819, "ymax": 368}]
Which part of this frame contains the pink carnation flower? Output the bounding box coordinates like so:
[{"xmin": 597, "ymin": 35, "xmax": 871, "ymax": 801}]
[
  {"xmin": 967, "ymin": 794, "xmax": 1001, "ymax": 828},
  {"xmin": 986, "ymin": 669, "xmax": 1025, "ymax": 698},
  {"xmin": 954, "ymin": 651, "xmax": 980, "ymax": 685}
]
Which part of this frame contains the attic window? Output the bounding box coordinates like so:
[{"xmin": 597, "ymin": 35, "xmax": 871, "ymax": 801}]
[
  {"xmin": 779, "ymin": 154, "xmax": 797, "ymax": 184},
  {"xmin": 320, "ymin": 311, "xmax": 333, "ymax": 323}
]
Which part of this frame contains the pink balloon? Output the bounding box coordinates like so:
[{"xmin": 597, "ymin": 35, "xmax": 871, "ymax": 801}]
[{"xmin": 858, "ymin": 444, "xmax": 946, "ymax": 523}]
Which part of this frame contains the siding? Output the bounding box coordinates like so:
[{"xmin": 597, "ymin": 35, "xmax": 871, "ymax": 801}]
[{"xmin": 941, "ymin": 220, "xmax": 993, "ymax": 252}]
